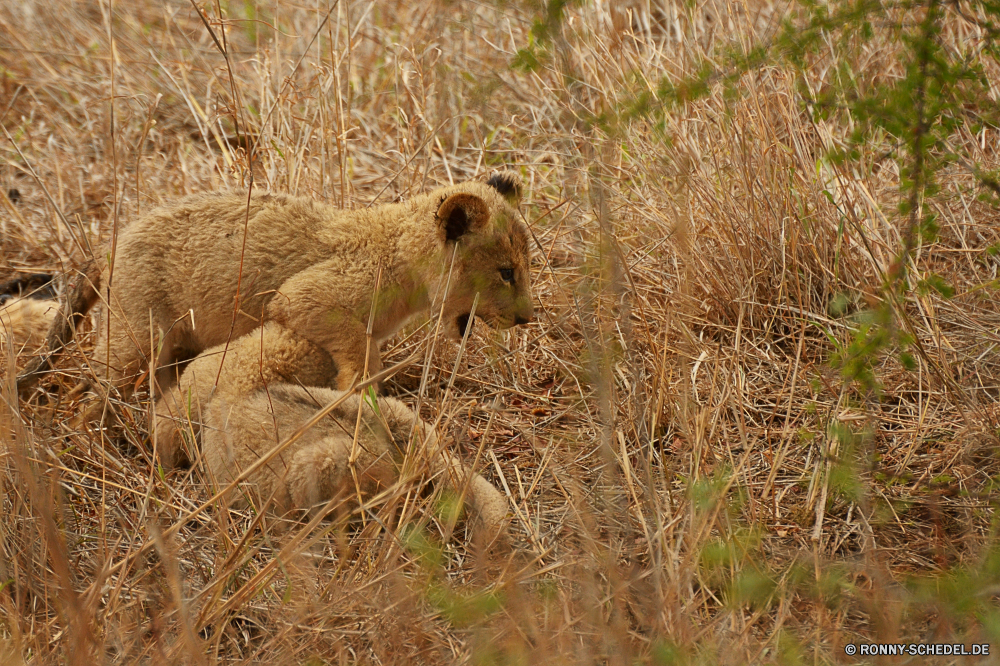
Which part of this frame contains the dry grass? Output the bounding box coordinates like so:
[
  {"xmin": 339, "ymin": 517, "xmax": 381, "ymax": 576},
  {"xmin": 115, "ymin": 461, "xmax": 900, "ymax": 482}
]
[{"xmin": 3, "ymin": 0, "xmax": 1000, "ymax": 663}]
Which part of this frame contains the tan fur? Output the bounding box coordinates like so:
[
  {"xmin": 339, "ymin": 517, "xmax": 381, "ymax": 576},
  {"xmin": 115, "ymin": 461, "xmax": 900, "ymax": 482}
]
[
  {"xmin": 153, "ymin": 322, "xmax": 508, "ymax": 531},
  {"xmin": 1, "ymin": 298, "xmax": 58, "ymax": 368},
  {"xmin": 19, "ymin": 171, "xmax": 533, "ymax": 398},
  {"xmin": 153, "ymin": 322, "xmax": 339, "ymax": 467},
  {"xmin": 202, "ymin": 384, "xmax": 508, "ymax": 530}
]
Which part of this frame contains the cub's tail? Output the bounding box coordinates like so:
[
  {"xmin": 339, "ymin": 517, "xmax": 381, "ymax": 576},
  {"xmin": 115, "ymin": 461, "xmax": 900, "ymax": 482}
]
[{"xmin": 16, "ymin": 261, "xmax": 102, "ymax": 396}]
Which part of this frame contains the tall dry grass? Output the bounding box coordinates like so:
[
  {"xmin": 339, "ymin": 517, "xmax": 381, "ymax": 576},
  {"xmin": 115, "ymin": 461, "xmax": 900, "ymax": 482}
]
[{"xmin": 3, "ymin": 0, "xmax": 1000, "ymax": 663}]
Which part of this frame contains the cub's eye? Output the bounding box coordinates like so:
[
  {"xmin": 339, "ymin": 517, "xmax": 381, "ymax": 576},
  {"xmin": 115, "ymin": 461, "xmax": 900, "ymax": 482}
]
[{"xmin": 499, "ymin": 268, "xmax": 515, "ymax": 284}]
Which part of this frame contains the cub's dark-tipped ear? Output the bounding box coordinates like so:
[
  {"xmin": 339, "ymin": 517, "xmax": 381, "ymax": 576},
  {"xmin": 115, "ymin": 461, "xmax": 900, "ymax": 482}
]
[
  {"xmin": 437, "ymin": 193, "xmax": 490, "ymax": 242},
  {"xmin": 0, "ymin": 273, "xmax": 56, "ymax": 301},
  {"xmin": 486, "ymin": 170, "xmax": 523, "ymax": 206}
]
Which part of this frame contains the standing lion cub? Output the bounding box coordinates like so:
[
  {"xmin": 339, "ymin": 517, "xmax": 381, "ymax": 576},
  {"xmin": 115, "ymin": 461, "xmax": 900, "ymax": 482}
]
[{"xmin": 19, "ymin": 171, "xmax": 533, "ymax": 397}]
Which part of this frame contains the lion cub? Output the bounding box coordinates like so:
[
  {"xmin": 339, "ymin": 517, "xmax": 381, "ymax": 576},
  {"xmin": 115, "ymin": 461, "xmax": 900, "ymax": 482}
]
[
  {"xmin": 19, "ymin": 172, "xmax": 533, "ymax": 398},
  {"xmin": 154, "ymin": 322, "xmax": 509, "ymax": 531},
  {"xmin": 1, "ymin": 275, "xmax": 58, "ymax": 371},
  {"xmin": 1, "ymin": 298, "xmax": 56, "ymax": 368}
]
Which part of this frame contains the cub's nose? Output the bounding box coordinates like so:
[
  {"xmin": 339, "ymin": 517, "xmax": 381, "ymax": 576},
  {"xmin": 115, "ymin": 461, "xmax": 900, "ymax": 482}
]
[{"xmin": 514, "ymin": 308, "xmax": 534, "ymax": 326}]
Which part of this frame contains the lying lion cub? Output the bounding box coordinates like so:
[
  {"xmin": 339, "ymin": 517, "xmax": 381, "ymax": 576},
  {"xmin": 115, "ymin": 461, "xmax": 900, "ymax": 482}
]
[
  {"xmin": 1, "ymin": 298, "xmax": 56, "ymax": 368},
  {"xmin": 154, "ymin": 322, "xmax": 338, "ymax": 468},
  {"xmin": 1, "ymin": 274, "xmax": 58, "ymax": 371},
  {"xmin": 154, "ymin": 322, "xmax": 508, "ymax": 530},
  {"xmin": 201, "ymin": 383, "xmax": 508, "ymax": 528},
  {"xmin": 19, "ymin": 171, "xmax": 533, "ymax": 399}
]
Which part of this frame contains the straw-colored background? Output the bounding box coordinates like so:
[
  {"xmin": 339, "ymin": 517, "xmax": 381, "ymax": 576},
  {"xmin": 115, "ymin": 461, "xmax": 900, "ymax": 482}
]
[{"xmin": 3, "ymin": 0, "xmax": 1000, "ymax": 663}]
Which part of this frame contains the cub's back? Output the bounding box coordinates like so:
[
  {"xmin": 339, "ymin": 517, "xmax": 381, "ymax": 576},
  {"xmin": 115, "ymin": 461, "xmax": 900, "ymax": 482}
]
[{"xmin": 109, "ymin": 192, "xmax": 340, "ymax": 342}]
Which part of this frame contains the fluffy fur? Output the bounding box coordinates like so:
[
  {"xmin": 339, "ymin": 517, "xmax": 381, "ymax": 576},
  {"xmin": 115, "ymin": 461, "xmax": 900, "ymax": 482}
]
[
  {"xmin": 154, "ymin": 322, "xmax": 339, "ymax": 467},
  {"xmin": 19, "ymin": 171, "xmax": 533, "ymax": 397},
  {"xmin": 1, "ymin": 274, "xmax": 59, "ymax": 369},
  {"xmin": 1, "ymin": 297, "xmax": 58, "ymax": 367},
  {"xmin": 154, "ymin": 322, "xmax": 509, "ymax": 531}
]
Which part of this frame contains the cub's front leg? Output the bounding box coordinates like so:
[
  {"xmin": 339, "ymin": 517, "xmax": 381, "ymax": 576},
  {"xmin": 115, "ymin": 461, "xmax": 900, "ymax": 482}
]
[{"xmin": 269, "ymin": 262, "xmax": 384, "ymax": 391}]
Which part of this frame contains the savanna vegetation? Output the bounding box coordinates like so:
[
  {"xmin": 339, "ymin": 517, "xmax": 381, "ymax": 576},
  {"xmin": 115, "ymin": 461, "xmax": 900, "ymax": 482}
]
[{"xmin": 4, "ymin": 0, "xmax": 1000, "ymax": 662}]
